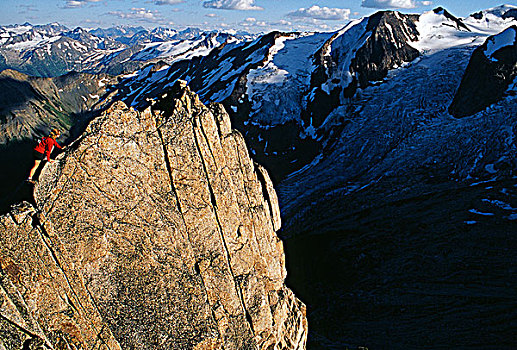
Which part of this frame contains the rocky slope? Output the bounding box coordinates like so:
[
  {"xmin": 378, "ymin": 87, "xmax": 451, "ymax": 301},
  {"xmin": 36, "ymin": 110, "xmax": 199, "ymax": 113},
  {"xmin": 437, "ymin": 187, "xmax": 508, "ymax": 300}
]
[
  {"xmin": 0, "ymin": 69, "xmax": 116, "ymax": 143},
  {"xmin": 0, "ymin": 81, "xmax": 307, "ymax": 349}
]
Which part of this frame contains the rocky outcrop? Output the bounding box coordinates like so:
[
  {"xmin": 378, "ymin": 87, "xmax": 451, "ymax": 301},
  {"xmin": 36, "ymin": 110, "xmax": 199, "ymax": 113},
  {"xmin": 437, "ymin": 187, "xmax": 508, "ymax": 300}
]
[
  {"xmin": 449, "ymin": 26, "xmax": 517, "ymax": 117},
  {"xmin": 502, "ymin": 9, "xmax": 517, "ymax": 20},
  {"xmin": 433, "ymin": 7, "xmax": 470, "ymax": 31},
  {"xmin": 0, "ymin": 81, "xmax": 307, "ymax": 349},
  {"xmin": 350, "ymin": 11, "xmax": 420, "ymax": 88}
]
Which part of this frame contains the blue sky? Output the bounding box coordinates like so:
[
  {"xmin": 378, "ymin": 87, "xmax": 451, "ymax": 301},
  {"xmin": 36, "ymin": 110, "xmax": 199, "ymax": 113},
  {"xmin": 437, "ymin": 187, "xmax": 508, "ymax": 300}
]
[{"xmin": 0, "ymin": 0, "xmax": 512, "ymax": 32}]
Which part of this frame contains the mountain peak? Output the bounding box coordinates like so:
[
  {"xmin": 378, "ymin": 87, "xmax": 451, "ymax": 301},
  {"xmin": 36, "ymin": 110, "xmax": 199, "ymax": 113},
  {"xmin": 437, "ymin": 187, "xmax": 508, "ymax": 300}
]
[
  {"xmin": 433, "ymin": 6, "xmax": 471, "ymax": 31},
  {"xmin": 470, "ymin": 4, "xmax": 517, "ymax": 20}
]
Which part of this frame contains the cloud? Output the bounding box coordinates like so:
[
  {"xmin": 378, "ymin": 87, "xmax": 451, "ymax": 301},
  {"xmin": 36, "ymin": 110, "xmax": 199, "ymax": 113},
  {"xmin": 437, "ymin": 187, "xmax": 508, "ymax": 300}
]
[
  {"xmin": 361, "ymin": 0, "xmax": 417, "ymax": 9},
  {"xmin": 152, "ymin": 0, "xmax": 184, "ymax": 5},
  {"xmin": 203, "ymin": 0, "xmax": 263, "ymax": 11},
  {"xmin": 288, "ymin": 5, "xmax": 351, "ymax": 21},
  {"xmin": 63, "ymin": 0, "xmax": 101, "ymax": 9},
  {"xmin": 421, "ymin": 1, "xmax": 433, "ymax": 5},
  {"xmin": 82, "ymin": 18, "xmax": 102, "ymax": 25},
  {"xmin": 205, "ymin": 13, "xmax": 218, "ymax": 17},
  {"xmin": 108, "ymin": 7, "xmax": 163, "ymax": 22},
  {"xmin": 17, "ymin": 4, "xmax": 37, "ymax": 13},
  {"xmin": 240, "ymin": 18, "xmax": 267, "ymax": 27}
]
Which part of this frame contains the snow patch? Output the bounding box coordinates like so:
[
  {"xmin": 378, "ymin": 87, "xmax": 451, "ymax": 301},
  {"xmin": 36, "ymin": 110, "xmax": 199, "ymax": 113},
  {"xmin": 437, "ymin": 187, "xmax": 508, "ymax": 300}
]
[
  {"xmin": 98, "ymin": 78, "xmax": 109, "ymax": 87},
  {"xmin": 483, "ymin": 26, "xmax": 516, "ymax": 61},
  {"xmin": 482, "ymin": 199, "xmax": 517, "ymax": 211},
  {"xmin": 468, "ymin": 209, "xmax": 495, "ymax": 216},
  {"xmin": 411, "ymin": 10, "xmax": 512, "ymax": 54},
  {"xmin": 246, "ymin": 32, "xmax": 332, "ymax": 125}
]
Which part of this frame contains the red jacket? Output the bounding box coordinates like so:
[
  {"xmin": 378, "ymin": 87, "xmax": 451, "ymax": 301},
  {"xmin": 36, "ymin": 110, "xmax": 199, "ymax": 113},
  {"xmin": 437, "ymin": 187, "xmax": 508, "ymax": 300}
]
[{"xmin": 34, "ymin": 137, "xmax": 62, "ymax": 161}]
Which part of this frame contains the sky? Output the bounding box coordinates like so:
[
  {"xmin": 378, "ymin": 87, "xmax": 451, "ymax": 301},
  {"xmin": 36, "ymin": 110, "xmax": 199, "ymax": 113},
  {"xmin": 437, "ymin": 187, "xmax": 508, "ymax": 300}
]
[{"xmin": 0, "ymin": 0, "xmax": 513, "ymax": 33}]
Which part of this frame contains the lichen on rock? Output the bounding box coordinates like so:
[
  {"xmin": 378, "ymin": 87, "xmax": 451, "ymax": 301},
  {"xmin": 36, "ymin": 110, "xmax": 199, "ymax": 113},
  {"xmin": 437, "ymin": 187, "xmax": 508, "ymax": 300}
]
[{"xmin": 0, "ymin": 81, "xmax": 307, "ymax": 349}]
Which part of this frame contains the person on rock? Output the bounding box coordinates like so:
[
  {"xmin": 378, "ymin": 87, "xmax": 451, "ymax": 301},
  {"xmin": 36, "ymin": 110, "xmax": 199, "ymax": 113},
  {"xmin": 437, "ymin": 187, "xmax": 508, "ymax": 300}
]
[{"xmin": 27, "ymin": 129, "xmax": 62, "ymax": 184}]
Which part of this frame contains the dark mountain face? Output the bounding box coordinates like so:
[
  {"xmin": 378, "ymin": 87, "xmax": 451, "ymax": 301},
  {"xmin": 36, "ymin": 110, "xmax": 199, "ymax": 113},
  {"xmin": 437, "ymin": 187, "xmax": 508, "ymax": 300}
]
[
  {"xmin": 503, "ymin": 9, "xmax": 517, "ymax": 20},
  {"xmin": 352, "ymin": 11, "xmax": 420, "ymax": 86},
  {"xmin": 449, "ymin": 26, "xmax": 517, "ymax": 117},
  {"xmin": 304, "ymin": 11, "xmax": 420, "ymax": 131}
]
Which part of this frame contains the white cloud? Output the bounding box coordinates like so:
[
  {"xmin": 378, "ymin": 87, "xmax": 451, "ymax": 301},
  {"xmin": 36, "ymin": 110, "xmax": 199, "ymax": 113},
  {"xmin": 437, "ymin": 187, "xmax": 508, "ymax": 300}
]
[
  {"xmin": 153, "ymin": 0, "xmax": 184, "ymax": 5},
  {"xmin": 81, "ymin": 18, "xmax": 102, "ymax": 26},
  {"xmin": 288, "ymin": 5, "xmax": 351, "ymax": 21},
  {"xmin": 108, "ymin": 8, "xmax": 163, "ymax": 22},
  {"xmin": 63, "ymin": 0, "xmax": 101, "ymax": 9},
  {"xmin": 421, "ymin": 1, "xmax": 433, "ymax": 6},
  {"xmin": 205, "ymin": 13, "xmax": 218, "ymax": 17},
  {"xmin": 238, "ymin": 17, "xmax": 269, "ymax": 30},
  {"xmin": 361, "ymin": 0, "xmax": 417, "ymax": 9},
  {"xmin": 203, "ymin": 0, "xmax": 263, "ymax": 11}
]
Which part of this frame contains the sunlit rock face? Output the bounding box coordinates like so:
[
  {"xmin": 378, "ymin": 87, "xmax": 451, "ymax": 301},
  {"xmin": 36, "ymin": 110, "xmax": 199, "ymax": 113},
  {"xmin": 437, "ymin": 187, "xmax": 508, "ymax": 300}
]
[{"xmin": 0, "ymin": 82, "xmax": 307, "ymax": 350}]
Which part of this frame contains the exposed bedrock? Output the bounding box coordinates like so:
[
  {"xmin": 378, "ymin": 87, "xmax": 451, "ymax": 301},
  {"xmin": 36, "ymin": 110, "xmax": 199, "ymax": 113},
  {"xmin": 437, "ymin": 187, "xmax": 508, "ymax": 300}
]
[{"xmin": 0, "ymin": 81, "xmax": 307, "ymax": 350}]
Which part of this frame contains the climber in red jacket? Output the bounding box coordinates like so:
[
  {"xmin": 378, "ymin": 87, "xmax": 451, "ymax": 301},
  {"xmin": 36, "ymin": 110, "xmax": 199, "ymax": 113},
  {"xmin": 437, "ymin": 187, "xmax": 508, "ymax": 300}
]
[{"xmin": 27, "ymin": 129, "xmax": 62, "ymax": 184}]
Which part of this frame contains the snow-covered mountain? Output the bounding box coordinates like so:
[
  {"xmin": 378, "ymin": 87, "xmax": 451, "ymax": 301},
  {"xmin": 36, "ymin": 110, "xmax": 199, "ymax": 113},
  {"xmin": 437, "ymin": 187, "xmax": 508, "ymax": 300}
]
[
  {"xmin": 0, "ymin": 23, "xmax": 251, "ymax": 77},
  {"xmin": 0, "ymin": 22, "xmax": 67, "ymax": 47},
  {"xmin": 471, "ymin": 4, "xmax": 517, "ymax": 20},
  {"xmin": 89, "ymin": 25, "xmax": 147, "ymax": 44},
  {"xmin": 109, "ymin": 6, "xmax": 516, "ymax": 180}
]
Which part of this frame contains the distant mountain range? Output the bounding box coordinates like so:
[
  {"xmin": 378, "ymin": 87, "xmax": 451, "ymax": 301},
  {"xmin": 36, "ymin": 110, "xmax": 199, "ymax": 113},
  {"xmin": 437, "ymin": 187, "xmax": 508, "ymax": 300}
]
[{"xmin": 0, "ymin": 23, "xmax": 254, "ymax": 77}]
